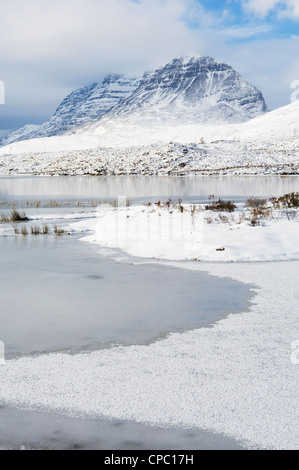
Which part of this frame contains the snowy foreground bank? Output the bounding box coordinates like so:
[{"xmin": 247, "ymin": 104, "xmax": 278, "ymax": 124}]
[
  {"xmin": 0, "ymin": 260, "xmax": 298, "ymax": 450},
  {"xmin": 69, "ymin": 199, "xmax": 299, "ymax": 263},
  {"xmin": 0, "ymin": 199, "xmax": 298, "ymax": 450}
]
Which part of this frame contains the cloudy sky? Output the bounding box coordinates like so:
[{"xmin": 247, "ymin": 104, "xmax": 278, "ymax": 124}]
[{"xmin": 0, "ymin": 0, "xmax": 298, "ymax": 130}]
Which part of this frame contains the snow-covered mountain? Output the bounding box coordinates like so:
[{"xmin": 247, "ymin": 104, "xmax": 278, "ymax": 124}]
[
  {"xmin": 1, "ymin": 54, "xmax": 269, "ymax": 148},
  {"xmin": 1, "ymin": 99, "xmax": 297, "ymax": 156},
  {"xmin": 0, "ymin": 74, "xmax": 142, "ymax": 146},
  {"xmin": 84, "ymin": 54, "xmax": 268, "ymax": 132}
]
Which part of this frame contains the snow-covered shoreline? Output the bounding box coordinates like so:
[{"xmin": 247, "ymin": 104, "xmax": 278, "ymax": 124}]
[
  {"xmin": 65, "ymin": 198, "xmax": 299, "ymax": 263},
  {"xmin": 0, "ymin": 196, "xmax": 298, "ymax": 450},
  {"xmin": 2, "ymin": 196, "xmax": 297, "ymax": 262},
  {"xmin": 0, "ymin": 259, "xmax": 298, "ymax": 450}
]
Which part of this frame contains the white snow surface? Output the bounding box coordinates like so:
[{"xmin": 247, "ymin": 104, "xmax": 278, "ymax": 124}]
[
  {"xmin": 231, "ymin": 99, "xmax": 299, "ymax": 143},
  {"xmin": 0, "ymin": 260, "xmax": 298, "ymax": 450}
]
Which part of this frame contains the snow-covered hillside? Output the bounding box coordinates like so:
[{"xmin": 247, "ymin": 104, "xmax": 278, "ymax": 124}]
[
  {"xmin": 0, "ymin": 98, "xmax": 298, "ymax": 176},
  {"xmin": 230, "ymin": 99, "xmax": 299, "ymax": 143},
  {"xmin": 0, "ymin": 98, "xmax": 297, "ymax": 155},
  {"xmin": 0, "ymin": 55, "xmax": 297, "ymax": 176}
]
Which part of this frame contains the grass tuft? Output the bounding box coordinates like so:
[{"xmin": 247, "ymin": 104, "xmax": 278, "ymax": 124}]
[{"xmin": 205, "ymin": 199, "xmax": 236, "ymax": 213}]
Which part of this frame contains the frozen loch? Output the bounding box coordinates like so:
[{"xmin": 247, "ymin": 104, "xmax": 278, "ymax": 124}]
[{"xmin": 0, "ymin": 175, "xmax": 298, "ymax": 450}]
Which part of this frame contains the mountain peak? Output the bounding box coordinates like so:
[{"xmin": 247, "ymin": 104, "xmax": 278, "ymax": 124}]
[
  {"xmin": 178, "ymin": 53, "xmax": 218, "ymax": 63},
  {"xmin": 168, "ymin": 54, "xmax": 230, "ymax": 69},
  {"xmin": 90, "ymin": 54, "xmax": 268, "ymax": 128}
]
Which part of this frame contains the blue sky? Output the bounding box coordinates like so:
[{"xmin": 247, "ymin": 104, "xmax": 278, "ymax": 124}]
[
  {"xmin": 0, "ymin": 0, "xmax": 298, "ymax": 130},
  {"xmin": 195, "ymin": 0, "xmax": 299, "ymax": 38}
]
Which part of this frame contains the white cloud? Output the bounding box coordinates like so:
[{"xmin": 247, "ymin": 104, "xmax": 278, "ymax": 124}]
[
  {"xmin": 0, "ymin": 0, "xmax": 204, "ymax": 127},
  {"xmin": 242, "ymin": 0, "xmax": 299, "ymax": 19},
  {"xmin": 0, "ymin": 0, "xmax": 197, "ymax": 70},
  {"xmin": 220, "ymin": 23, "xmax": 272, "ymax": 38},
  {"xmin": 220, "ymin": 35, "xmax": 299, "ymax": 110}
]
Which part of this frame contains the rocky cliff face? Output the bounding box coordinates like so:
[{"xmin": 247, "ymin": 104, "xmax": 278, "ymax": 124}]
[{"xmin": 93, "ymin": 55, "xmax": 268, "ymax": 126}]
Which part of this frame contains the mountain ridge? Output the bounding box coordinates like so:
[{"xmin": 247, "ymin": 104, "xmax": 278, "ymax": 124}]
[{"xmin": 0, "ymin": 74, "xmax": 142, "ymax": 146}]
